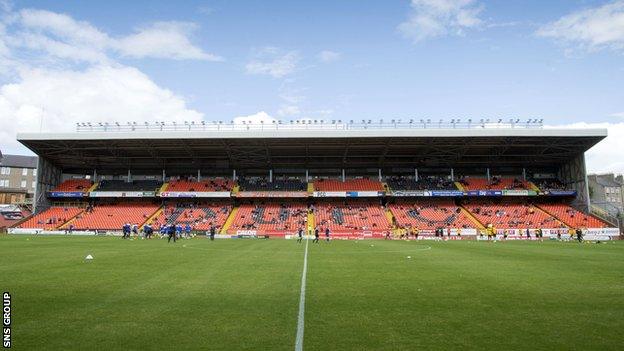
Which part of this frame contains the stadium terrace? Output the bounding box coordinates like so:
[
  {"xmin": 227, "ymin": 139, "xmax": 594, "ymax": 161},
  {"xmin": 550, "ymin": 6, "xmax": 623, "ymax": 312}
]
[{"xmin": 9, "ymin": 120, "xmax": 620, "ymax": 240}]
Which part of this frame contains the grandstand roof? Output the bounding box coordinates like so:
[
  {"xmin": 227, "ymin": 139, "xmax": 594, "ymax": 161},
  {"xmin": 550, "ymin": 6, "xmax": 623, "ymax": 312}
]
[{"xmin": 17, "ymin": 127, "xmax": 607, "ymax": 173}]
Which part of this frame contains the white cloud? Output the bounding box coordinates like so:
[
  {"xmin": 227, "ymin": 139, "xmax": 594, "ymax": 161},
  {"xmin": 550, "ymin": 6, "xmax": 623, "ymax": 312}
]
[
  {"xmin": 537, "ymin": 1, "xmax": 624, "ymax": 52},
  {"xmin": 0, "ymin": 7, "xmax": 211, "ymax": 154},
  {"xmin": 7, "ymin": 9, "xmax": 220, "ymax": 63},
  {"xmin": 398, "ymin": 0, "xmax": 483, "ymax": 42},
  {"xmin": 547, "ymin": 122, "xmax": 624, "ymax": 174},
  {"xmin": 0, "ymin": 65, "xmax": 203, "ymax": 152},
  {"xmin": 115, "ymin": 22, "xmax": 223, "ymax": 61},
  {"xmin": 317, "ymin": 50, "xmax": 341, "ymax": 63},
  {"xmin": 245, "ymin": 48, "xmax": 299, "ymax": 78}
]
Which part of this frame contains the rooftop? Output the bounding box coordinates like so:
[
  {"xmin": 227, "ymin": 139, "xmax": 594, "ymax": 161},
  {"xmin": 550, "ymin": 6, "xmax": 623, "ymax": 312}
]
[
  {"xmin": 16, "ymin": 121, "xmax": 607, "ymax": 173},
  {"xmin": 0, "ymin": 154, "xmax": 38, "ymax": 169}
]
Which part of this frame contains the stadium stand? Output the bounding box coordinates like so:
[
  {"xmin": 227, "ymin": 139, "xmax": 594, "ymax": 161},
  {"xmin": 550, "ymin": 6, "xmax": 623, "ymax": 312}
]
[
  {"xmin": 68, "ymin": 203, "xmax": 160, "ymax": 230},
  {"xmin": 52, "ymin": 179, "xmax": 93, "ymax": 192},
  {"xmin": 313, "ymin": 201, "xmax": 391, "ymax": 233},
  {"xmin": 460, "ymin": 177, "xmax": 528, "ymax": 191},
  {"xmin": 462, "ymin": 200, "xmax": 564, "ymax": 229},
  {"xmin": 12, "ymin": 123, "xmax": 618, "ymax": 238},
  {"xmin": 313, "ymin": 178, "xmax": 384, "ymax": 191},
  {"xmin": 229, "ymin": 202, "xmax": 307, "ymax": 233},
  {"xmin": 386, "ymin": 176, "xmax": 457, "ymax": 190},
  {"xmin": 389, "ymin": 200, "xmax": 476, "ymax": 230},
  {"xmin": 538, "ymin": 203, "xmax": 609, "ymax": 228},
  {"xmin": 96, "ymin": 180, "xmax": 162, "ymax": 192},
  {"xmin": 18, "ymin": 206, "xmax": 82, "ymax": 230},
  {"xmin": 149, "ymin": 202, "xmax": 232, "ymax": 230},
  {"xmin": 238, "ymin": 177, "xmax": 307, "ymax": 191},
  {"xmin": 165, "ymin": 178, "xmax": 234, "ymax": 192}
]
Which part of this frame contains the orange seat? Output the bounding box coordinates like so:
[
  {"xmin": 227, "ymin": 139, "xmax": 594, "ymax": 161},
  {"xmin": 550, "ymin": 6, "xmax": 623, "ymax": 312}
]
[
  {"xmin": 463, "ymin": 201, "xmax": 563, "ymax": 229},
  {"xmin": 19, "ymin": 207, "xmax": 82, "ymax": 229},
  {"xmin": 313, "ymin": 179, "xmax": 384, "ymax": 191},
  {"xmin": 462, "ymin": 177, "xmax": 528, "ymax": 191},
  {"xmin": 166, "ymin": 179, "xmax": 234, "ymax": 192},
  {"xmin": 389, "ymin": 200, "xmax": 474, "ymax": 230},
  {"xmin": 68, "ymin": 203, "xmax": 160, "ymax": 230},
  {"xmin": 314, "ymin": 202, "xmax": 391, "ymax": 232},
  {"xmin": 52, "ymin": 179, "xmax": 93, "ymax": 192},
  {"xmin": 538, "ymin": 204, "xmax": 609, "ymax": 228}
]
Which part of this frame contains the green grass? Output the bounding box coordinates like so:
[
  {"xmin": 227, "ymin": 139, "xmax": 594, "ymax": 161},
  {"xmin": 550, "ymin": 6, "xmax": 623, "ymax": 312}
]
[{"xmin": 1, "ymin": 235, "xmax": 623, "ymax": 350}]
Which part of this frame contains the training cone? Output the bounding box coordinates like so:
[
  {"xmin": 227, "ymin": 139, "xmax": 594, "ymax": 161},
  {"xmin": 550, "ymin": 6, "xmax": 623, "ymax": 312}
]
[{"xmin": 85, "ymin": 254, "xmax": 94, "ymax": 260}]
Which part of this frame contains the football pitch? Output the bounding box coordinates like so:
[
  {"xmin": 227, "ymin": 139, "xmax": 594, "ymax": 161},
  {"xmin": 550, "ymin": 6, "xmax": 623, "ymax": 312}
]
[{"xmin": 1, "ymin": 235, "xmax": 623, "ymax": 350}]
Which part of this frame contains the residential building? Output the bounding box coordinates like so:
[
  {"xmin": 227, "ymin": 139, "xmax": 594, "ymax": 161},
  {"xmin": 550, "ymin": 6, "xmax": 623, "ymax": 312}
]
[
  {"xmin": 0, "ymin": 152, "xmax": 38, "ymax": 205},
  {"xmin": 588, "ymin": 173, "xmax": 624, "ymax": 217}
]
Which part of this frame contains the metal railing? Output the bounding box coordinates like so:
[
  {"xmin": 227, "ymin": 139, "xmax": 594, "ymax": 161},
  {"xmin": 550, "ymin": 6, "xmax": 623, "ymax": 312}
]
[
  {"xmin": 590, "ymin": 202, "xmax": 622, "ymax": 229},
  {"xmin": 75, "ymin": 119, "xmax": 545, "ymax": 133}
]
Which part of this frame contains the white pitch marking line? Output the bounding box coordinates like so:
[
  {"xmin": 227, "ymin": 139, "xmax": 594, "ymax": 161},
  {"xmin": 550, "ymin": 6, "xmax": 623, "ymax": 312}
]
[{"xmin": 295, "ymin": 234, "xmax": 310, "ymax": 351}]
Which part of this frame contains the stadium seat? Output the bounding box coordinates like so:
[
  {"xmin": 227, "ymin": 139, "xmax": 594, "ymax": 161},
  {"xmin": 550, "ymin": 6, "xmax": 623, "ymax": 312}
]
[
  {"xmin": 229, "ymin": 202, "xmax": 308, "ymax": 232},
  {"xmin": 52, "ymin": 179, "xmax": 93, "ymax": 192},
  {"xmin": 389, "ymin": 200, "xmax": 475, "ymax": 230},
  {"xmin": 462, "ymin": 201, "xmax": 564, "ymax": 229},
  {"xmin": 386, "ymin": 176, "xmax": 457, "ymax": 190},
  {"xmin": 531, "ymin": 178, "xmax": 568, "ymax": 192},
  {"xmin": 166, "ymin": 179, "xmax": 234, "ymax": 192},
  {"xmin": 461, "ymin": 177, "xmax": 528, "ymax": 191},
  {"xmin": 96, "ymin": 180, "xmax": 162, "ymax": 192},
  {"xmin": 19, "ymin": 207, "xmax": 82, "ymax": 230},
  {"xmin": 314, "ymin": 201, "xmax": 391, "ymax": 232},
  {"xmin": 238, "ymin": 177, "xmax": 307, "ymax": 191},
  {"xmin": 538, "ymin": 203, "xmax": 609, "ymax": 228},
  {"xmin": 68, "ymin": 203, "xmax": 160, "ymax": 230},
  {"xmin": 149, "ymin": 202, "xmax": 232, "ymax": 230},
  {"xmin": 313, "ymin": 178, "xmax": 384, "ymax": 191}
]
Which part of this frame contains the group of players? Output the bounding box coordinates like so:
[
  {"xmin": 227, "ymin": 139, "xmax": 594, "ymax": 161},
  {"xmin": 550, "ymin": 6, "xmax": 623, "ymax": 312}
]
[
  {"xmin": 296, "ymin": 226, "xmax": 331, "ymax": 243},
  {"xmin": 119, "ymin": 221, "xmax": 587, "ymax": 244},
  {"xmin": 120, "ymin": 222, "xmax": 219, "ymax": 243}
]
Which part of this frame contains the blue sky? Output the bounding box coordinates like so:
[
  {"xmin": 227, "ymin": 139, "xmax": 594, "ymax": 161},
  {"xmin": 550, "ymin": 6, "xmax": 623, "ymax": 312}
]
[{"xmin": 1, "ymin": 0, "xmax": 624, "ymax": 171}]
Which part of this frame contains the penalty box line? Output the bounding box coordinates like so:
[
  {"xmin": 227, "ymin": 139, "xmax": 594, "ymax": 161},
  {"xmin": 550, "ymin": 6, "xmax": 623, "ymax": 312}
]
[{"xmin": 295, "ymin": 235, "xmax": 309, "ymax": 351}]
